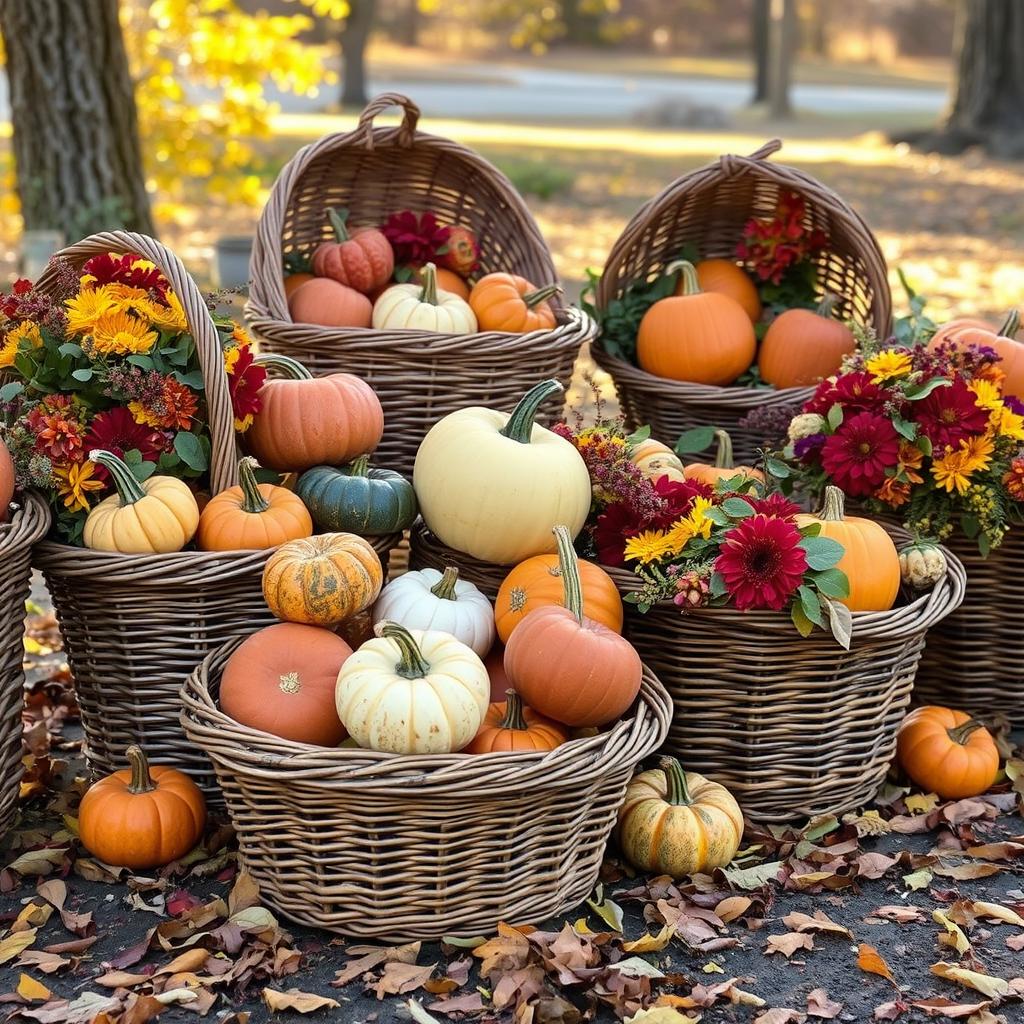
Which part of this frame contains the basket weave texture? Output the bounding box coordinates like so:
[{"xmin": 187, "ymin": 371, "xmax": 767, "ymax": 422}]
[
  {"xmin": 181, "ymin": 638, "xmax": 671, "ymax": 941},
  {"xmin": 246, "ymin": 93, "xmax": 593, "ymax": 477},
  {"xmin": 606, "ymin": 530, "xmax": 965, "ymax": 824},
  {"xmin": 407, "ymin": 519, "xmax": 508, "ymax": 600},
  {"xmin": 591, "ymin": 140, "xmax": 892, "ymax": 463},
  {"xmin": 0, "ymin": 494, "xmax": 51, "ymax": 839},
  {"xmin": 29, "ymin": 231, "xmax": 399, "ymax": 790}
]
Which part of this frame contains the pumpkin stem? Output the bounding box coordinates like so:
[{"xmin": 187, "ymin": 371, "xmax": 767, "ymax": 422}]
[
  {"xmin": 430, "ymin": 566, "xmax": 460, "ymax": 601},
  {"xmin": 89, "ymin": 449, "xmax": 146, "ymax": 506},
  {"xmin": 816, "ymin": 294, "xmax": 840, "ymax": 319},
  {"xmin": 326, "ymin": 207, "xmax": 351, "ymax": 243},
  {"xmin": 819, "ymin": 485, "xmax": 847, "ymax": 522},
  {"xmin": 253, "ymin": 353, "xmax": 314, "ymax": 380},
  {"xmin": 998, "ymin": 309, "xmax": 1020, "ymax": 338},
  {"xmin": 237, "ymin": 456, "xmax": 270, "ymax": 514},
  {"xmin": 948, "ymin": 719, "xmax": 987, "ymax": 746},
  {"xmin": 380, "ymin": 622, "xmax": 430, "ymax": 679},
  {"xmin": 712, "ymin": 429, "xmax": 735, "ymax": 470},
  {"xmin": 523, "ymin": 284, "xmax": 562, "ymax": 309},
  {"xmin": 499, "ymin": 379, "xmax": 564, "ymax": 444},
  {"xmin": 348, "ymin": 454, "xmax": 370, "ymax": 478},
  {"xmin": 552, "ymin": 524, "xmax": 584, "ymax": 625},
  {"xmin": 667, "ymin": 260, "xmax": 701, "ymax": 296},
  {"xmin": 419, "ymin": 262, "xmax": 440, "ymax": 306},
  {"xmin": 659, "ymin": 756, "xmax": 693, "ymax": 806},
  {"xmin": 126, "ymin": 744, "xmax": 157, "ymax": 795},
  {"xmin": 500, "ymin": 689, "xmax": 528, "ymax": 731}
]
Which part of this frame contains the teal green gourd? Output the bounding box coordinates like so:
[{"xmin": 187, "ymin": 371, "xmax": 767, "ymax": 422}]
[{"xmin": 296, "ymin": 456, "xmax": 417, "ymax": 536}]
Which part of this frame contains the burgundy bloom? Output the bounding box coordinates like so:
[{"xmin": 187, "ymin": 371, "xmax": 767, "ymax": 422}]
[
  {"xmin": 82, "ymin": 252, "xmax": 170, "ymax": 299},
  {"xmin": 820, "ymin": 412, "xmax": 901, "ymax": 497},
  {"xmin": 227, "ymin": 343, "xmax": 267, "ymax": 425},
  {"xmin": 715, "ymin": 514, "xmax": 808, "ymax": 611},
  {"xmin": 805, "ymin": 371, "xmax": 889, "ymax": 417},
  {"xmin": 748, "ymin": 492, "xmax": 801, "ymax": 520},
  {"xmin": 382, "ymin": 211, "xmax": 451, "ymax": 268},
  {"xmin": 915, "ymin": 377, "xmax": 989, "ymax": 450},
  {"xmin": 594, "ymin": 501, "xmax": 644, "ymax": 567},
  {"xmin": 650, "ymin": 474, "xmax": 714, "ymax": 527},
  {"xmin": 85, "ymin": 407, "xmax": 166, "ymax": 462}
]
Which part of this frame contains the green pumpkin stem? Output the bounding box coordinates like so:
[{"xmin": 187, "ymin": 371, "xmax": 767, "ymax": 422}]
[
  {"xmin": 660, "ymin": 756, "xmax": 693, "ymax": 806},
  {"xmin": 523, "ymin": 284, "xmax": 562, "ymax": 309},
  {"xmin": 348, "ymin": 454, "xmax": 370, "ymax": 478},
  {"xmin": 500, "ymin": 689, "xmax": 528, "ymax": 731},
  {"xmin": 552, "ymin": 524, "xmax": 583, "ymax": 625},
  {"xmin": 666, "ymin": 259, "xmax": 701, "ymax": 296},
  {"xmin": 816, "ymin": 294, "xmax": 840, "ymax": 319},
  {"xmin": 998, "ymin": 309, "xmax": 1020, "ymax": 338},
  {"xmin": 419, "ymin": 262, "xmax": 440, "ymax": 306},
  {"xmin": 89, "ymin": 449, "xmax": 146, "ymax": 506},
  {"xmin": 713, "ymin": 429, "xmax": 735, "ymax": 470},
  {"xmin": 326, "ymin": 207, "xmax": 351, "ymax": 243},
  {"xmin": 126, "ymin": 745, "xmax": 157, "ymax": 795},
  {"xmin": 381, "ymin": 622, "xmax": 431, "ymax": 679},
  {"xmin": 430, "ymin": 566, "xmax": 460, "ymax": 601},
  {"xmin": 819, "ymin": 485, "xmax": 847, "ymax": 522},
  {"xmin": 948, "ymin": 719, "xmax": 986, "ymax": 746},
  {"xmin": 253, "ymin": 353, "xmax": 314, "ymax": 380},
  {"xmin": 238, "ymin": 456, "xmax": 270, "ymax": 514},
  {"xmin": 499, "ymin": 379, "xmax": 564, "ymax": 444}
]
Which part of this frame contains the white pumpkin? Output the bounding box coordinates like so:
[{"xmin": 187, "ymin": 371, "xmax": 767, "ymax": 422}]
[
  {"xmin": 372, "ymin": 262, "xmax": 477, "ymax": 333},
  {"xmin": 335, "ymin": 623, "xmax": 489, "ymax": 754},
  {"xmin": 413, "ymin": 379, "xmax": 592, "ymax": 564},
  {"xmin": 372, "ymin": 566, "xmax": 495, "ymax": 657},
  {"xmin": 630, "ymin": 437, "xmax": 685, "ymax": 483}
]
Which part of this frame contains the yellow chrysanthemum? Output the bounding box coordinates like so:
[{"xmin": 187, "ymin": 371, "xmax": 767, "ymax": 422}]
[
  {"xmin": 970, "ymin": 378, "xmax": 1002, "ymax": 411},
  {"xmin": 143, "ymin": 290, "xmax": 188, "ymax": 333},
  {"xmin": 623, "ymin": 529, "xmax": 674, "ymax": 565},
  {"xmin": 88, "ymin": 310, "xmax": 158, "ymax": 356},
  {"xmin": 0, "ymin": 320, "xmax": 44, "ymax": 367},
  {"xmin": 231, "ymin": 323, "xmax": 253, "ymax": 347},
  {"xmin": 224, "ymin": 344, "xmax": 241, "ymax": 373},
  {"xmin": 53, "ymin": 460, "xmax": 105, "ymax": 512},
  {"xmin": 992, "ymin": 404, "xmax": 1024, "ymax": 441},
  {"xmin": 65, "ymin": 285, "xmax": 118, "ymax": 335},
  {"xmin": 931, "ymin": 435, "xmax": 991, "ymax": 497},
  {"xmin": 959, "ymin": 432, "xmax": 994, "ymax": 473},
  {"xmin": 865, "ymin": 348, "xmax": 913, "ymax": 383},
  {"xmin": 128, "ymin": 401, "xmax": 163, "ymax": 428},
  {"xmin": 664, "ymin": 496, "xmax": 714, "ymax": 554}
]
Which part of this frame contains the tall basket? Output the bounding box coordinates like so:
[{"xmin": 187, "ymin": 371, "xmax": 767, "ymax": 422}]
[
  {"xmin": 592, "ymin": 140, "xmax": 892, "ymax": 462},
  {"xmin": 246, "ymin": 93, "xmax": 594, "ymax": 477}
]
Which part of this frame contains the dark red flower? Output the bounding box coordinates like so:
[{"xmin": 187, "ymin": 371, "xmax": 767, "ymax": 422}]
[
  {"xmin": 915, "ymin": 377, "xmax": 990, "ymax": 450},
  {"xmin": 84, "ymin": 407, "xmax": 166, "ymax": 466},
  {"xmin": 820, "ymin": 411, "xmax": 901, "ymax": 497},
  {"xmin": 715, "ymin": 514, "xmax": 808, "ymax": 611},
  {"xmin": 226, "ymin": 343, "xmax": 267, "ymax": 428},
  {"xmin": 82, "ymin": 252, "xmax": 169, "ymax": 299},
  {"xmin": 736, "ymin": 190, "xmax": 827, "ymax": 285},
  {"xmin": 650, "ymin": 474, "xmax": 714, "ymax": 526},
  {"xmin": 805, "ymin": 371, "xmax": 889, "ymax": 417},
  {"xmin": 748, "ymin": 492, "xmax": 801, "ymax": 520},
  {"xmin": 594, "ymin": 501, "xmax": 644, "ymax": 567},
  {"xmin": 382, "ymin": 211, "xmax": 451, "ymax": 268}
]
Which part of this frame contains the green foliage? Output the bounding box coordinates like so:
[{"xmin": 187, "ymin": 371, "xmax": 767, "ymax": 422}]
[
  {"xmin": 497, "ymin": 158, "xmax": 575, "ymax": 200},
  {"xmin": 892, "ymin": 268, "xmax": 937, "ymax": 347}
]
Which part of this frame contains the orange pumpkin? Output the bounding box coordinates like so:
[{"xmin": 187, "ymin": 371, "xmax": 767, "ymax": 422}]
[
  {"xmin": 262, "ymin": 533, "xmax": 384, "ymax": 626},
  {"xmin": 495, "ymin": 552, "xmax": 623, "ymax": 644},
  {"xmin": 927, "ymin": 311, "xmax": 1024, "ymax": 399},
  {"xmin": 757, "ymin": 295, "xmax": 857, "ymax": 388},
  {"xmin": 630, "ymin": 437, "xmax": 685, "ymax": 483},
  {"xmin": 196, "ymin": 457, "xmax": 313, "ymax": 551},
  {"xmin": 484, "ymin": 643, "xmax": 511, "ymax": 703},
  {"xmin": 78, "ymin": 746, "xmax": 206, "ymax": 870},
  {"xmin": 638, "ymin": 260, "xmax": 755, "ymax": 386},
  {"xmin": 288, "ymin": 277, "xmax": 373, "ymax": 328},
  {"xmin": 504, "ymin": 525, "xmax": 642, "ymax": 728},
  {"xmin": 220, "ymin": 622, "xmax": 352, "ymax": 746},
  {"xmin": 0, "ymin": 437, "xmax": 14, "ymax": 523},
  {"xmin": 283, "ymin": 272, "xmax": 315, "ymax": 299},
  {"xmin": 896, "ymin": 706, "xmax": 1000, "ymax": 799},
  {"xmin": 463, "ymin": 689, "xmax": 568, "ymax": 753},
  {"xmin": 684, "ymin": 429, "xmax": 765, "ymax": 488},
  {"xmin": 312, "ymin": 208, "xmax": 394, "ymax": 294},
  {"xmin": 927, "ymin": 317, "xmax": 993, "ymax": 349},
  {"xmin": 796, "ymin": 485, "xmax": 899, "ymax": 611},
  {"xmin": 693, "ymin": 259, "xmax": 762, "ymax": 323},
  {"xmin": 246, "ymin": 354, "xmax": 384, "ymax": 473},
  {"xmin": 412, "ymin": 264, "xmax": 471, "ymax": 301},
  {"xmin": 469, "ymin": 273, "xmax": 559, "ymax": 333}
]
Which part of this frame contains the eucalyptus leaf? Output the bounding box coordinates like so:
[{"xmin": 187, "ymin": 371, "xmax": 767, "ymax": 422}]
[
  {"xmin": 57, "ymin": 342, "xmax": 84, "ymax": 357},
  {"xmin": 70, "ymin": 368, "xmax": 93, "ymax": 382},
  {"xmin": 798, "ymin": 585, "xmax": 825, "ymax": 627},
  {"xmin": 764, "ymin": 456, "xmax": 791, "ymax": 479},
  {"xmin": 827, "ymin": 403, "xmax": 843, "ymax": 431},
  {"xmin": 721, "ymin": 496, "xmax": 755, "ymax": 518},
  {"xmin": 892, "ymin": 417, "xmax": 917, "ymax": 441},
  {"xmin": 904, "ymin": 377, "xmax": 951, "ymax": 400},
  {"xmin": 812, "ymin": 567, "xmax": 850, "ymax": 599},
  {"xmin": 0, "ymin": 381, "xmax": 24, "ymax": 402},
  {"xmin": 674, "ymin": 425, "xmax": 717, "ymax": 455},
  {"xmin": 820, "ymin": 595, "xmax": 853, "ymax": 650},
  {"xmin": 917, "ymin": 434, "xmax": 933, "ymax": 457},
  {"xmin": 625, "ymin": 424, "xmax": 651, "ymax": 446},
  {"xmin": 709, "ymin": 571, "xmax": 727, "ymax": 598},
  {"xmin": 798, "ymin": 535, "xmax": 845, "ymax": 571},
  {"xmin": 173, "ymin": 432, "xmax": 207, "ymax": 472}
]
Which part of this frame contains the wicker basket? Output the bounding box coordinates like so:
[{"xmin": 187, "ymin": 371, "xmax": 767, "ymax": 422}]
[
  {"xmin": 0, "ymin": 493, "xmax": 51, "ymax": 840},
  {"xmin": 246, "ymin": 92, "xmax": 594, "ymax": 478},
  {"xmin": 407, "ymin": 519, "xmax": 508, "ymax": 600},
  {"xmin": 592, "ymin": 140, "xmax": 892, "ymax": 462},
  {"xmin": 181, "ymin": 638, "xmax": 670, "ymax": 941},
  {"xmin": 30, "ymin": 232, "xmax": 399, "ymax": 791},
  {"xmin": 606, "ymin": 531, "xmax": 966, "ymax": 824}
]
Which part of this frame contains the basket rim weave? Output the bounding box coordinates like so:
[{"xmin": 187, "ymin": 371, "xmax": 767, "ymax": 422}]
[{"xmin": 0, "ymin": 491, "xmax": 51, "ymax": 555}]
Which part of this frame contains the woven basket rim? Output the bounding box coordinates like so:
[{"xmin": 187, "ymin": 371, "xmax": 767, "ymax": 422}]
[{"xmin": 0, "ymin": 491, "xmax": 52, "ymax": 555}]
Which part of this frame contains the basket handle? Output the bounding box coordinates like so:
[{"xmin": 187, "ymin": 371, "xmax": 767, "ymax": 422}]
[
  {"xmin": 355, "ymin": 92, "xmax": 420, "ymax": 150},
  {"xmin": 720, "ymin": 138, "xmax": 782, "ymax": 177},
  {"xmin": 34, "ymin": 232, "xmax": 239, "ymax": 494}
]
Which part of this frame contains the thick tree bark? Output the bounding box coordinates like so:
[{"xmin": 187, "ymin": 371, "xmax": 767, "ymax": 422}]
[
  {"xmin": 767, "ymin": 0, "xmax": 796, "ymax": 119},
  {"xmin": 0, "ymin": 0, "xmax": 154, "ymax": 236},
  {"xmin": 395, "ymin": 0, "xmax": 419, "ymax": 48},
  {"xmin": 340, "ymin": 0, "xmax": 376, "ymax": 109},
  {"xmin": 751, "ymin": 0, "xmax": 770, "ymax": 104}
]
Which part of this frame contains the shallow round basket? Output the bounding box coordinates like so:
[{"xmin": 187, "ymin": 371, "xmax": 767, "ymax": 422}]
[
  {"xmin": 592, "ymin": 140, "xmax": 892, "ymax": 462},
  {"xmin": 407, "ymin": 519, "xmax": 508, "ymax": 600},
  {"xmin": 0, "ymin": 493, "xmax": 51, "ymax": 840},
  {"xmin": 246, "ymin": 93, "xmax": 593, "ymax": 478},
  {"xmin": 29, "ymin": 232, "xmax": 400, "ymax": 792},
  {"xmin": 181, "ymin": 640, "xmax": 670, "ymax": 941},
  {"xmin": 605, "ymin": 530, "xmax": 965, "ymax": 824}
]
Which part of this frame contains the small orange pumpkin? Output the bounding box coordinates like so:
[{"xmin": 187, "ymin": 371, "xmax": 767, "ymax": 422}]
[
  {"xmin": 78, "ymin": 746, "xmax": 206, "ymax": 870},
  {"xmin": 927, "ymin": 316, "xmax": 992, "ymax": 350},
  {"xmin": 283, "ymin": 273, "xmax": 315, "ymax": 299},
  {"xmin": 0, "ymin": 437, "xmax": 14, "ymax": 522},
  {"xmin": 463, "ymin": 689, "xmax": 568, "ymax": 753},
  {"xmin": 411, "ymin": 264, "xmax": 471, "ymax": 300},
  {"xmin": 312, "ymin": 208, "xmax": 394, "ymax": 294},
  {"xmin": 288, "ymin": 278, "xmax": 373, "ymax": 328},
  {"xmin": 896, "ymin": 706, "xmax": 1000, "ymax": 799},
  {"xmin": 469, "ymin": 273, "xmax": 560, "ymax": 333},
  {"xmin": 693, "ymin": 259, "xmax": 762, "ymax": 323},
  {"xmin": 927, "ymin": 311, "xmax": 1024, "ymax": 399},
  {"xmin": 637, "ymin": 260, "xmax": 755, "ymax": 386},
  {"xmin": 683, "ymin": 429, "xmax": 765, "ymax": 488},
  {"xmin": 757, "ymin": 295, "xmax": 857, "ymax": 388}
]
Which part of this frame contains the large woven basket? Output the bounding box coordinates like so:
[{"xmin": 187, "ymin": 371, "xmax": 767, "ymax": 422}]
[
  {"xmin": 181, "ymin": 638, "xmax": 671, "ymax": 941},
  {"xmin": 30, "ymin": 232, "xmax": 399, "ymax": 791},
  {"xmin": 407, "ymin": 519, "xmax": 508, "ymax": 600},
  {"xmin": 0, "ymin": 493, "xmax": 51, "ymax": 840},
  {"xmin": 606, "ymin": 532, "xmax": 965, "ymax": 824},
  {"xmin": 592, "ymin": 140, "xmax": 891, "ymax": 462},
  {"xmin": 246, "ymin": 92, "xmax": 594, "ymax": 477}
]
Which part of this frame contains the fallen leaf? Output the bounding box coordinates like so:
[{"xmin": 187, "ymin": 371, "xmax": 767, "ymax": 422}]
[
  {"xmin": 228, "ymin": 870, "xmax": 261, "ymax": 915},
  {"xmin": 971, "ymin": 902, "xmax": 1024, "ymax": 927},
  {"xmin": 5, "ymin": 848, "xmax": 68, "ymax": 877},
  {"xmin": 930, "ymin": 963, "xmax": 1012, "ymax": 999},
  {"xmin": 622, "ymin": 924, "xmax": 674, "ymax": 953},
  {"xmin": 910, "ymin": 997, "xmax": 991, "ymax": 1018},
  {"xmin": 807, "ymin": 989, "xmax": 842, "ymax": 1019},
  {"xmin": 966, "ymin": 843, "xmax": 1024, "ymax": 862},
  {"xmin": 586, "ymin": 887, "xmax": 624, "ymax": 932},
  {"xmin": 753, "ymin": 1010, "xmax": 805, "ymax": 1024},
  {"xmin": 843, "ymin": 810, "xmax": 891, "ymax": 837},
  {"xmin": 262, "ymin": 987, "xmax": 340, "ymax": 1013},
  {"xmin": 18, "ymin": 991, "xmax": 119, "ymax": 1023},
  {"xmin": 0, "ymin": 928, "xmax": 37, "ymax": 966},
  {"xmin": 625, "ymin": 1010, "xmax": 697, "ymax": 1023},
  {"xmin": 906, "ymin": 793, "xmax": 940, "ymax": 814},
  {"xmin": 873, "ymin": 1000, "xmax": 908, "ymax": 1020},
  {"xmin": 615, "ymin": 956, "xmax": 666, "ymax": 979},
  {"xmin": 869, "ymin": 906, "xmax": 926, "ymax": 924},
  {"xmin": 406, "ymin": 1001, "xmax": 442, "ymax": 1024},
  {"xmin": 14, "ymin": 951, "xmax": 70, "ymax": 974},
  {"xmin": 702, "ymin": 962, "xmax": 724, "ymax": 974},
  {"xmin": 932, "ymin": 863, "xmax": 1002, "ymax": 881},
  {"xmin": 714, "ymin": 896, "xmax": 752, "ymax": 923},
  {"xmin": 766, "ymin": 932, "xmax": 814, "ymax": 958},
  {"xmin": 858, "ymin": 853, "xmax": 899, "ymax": 880},
  {"xmin": 934, "ymin": 910, "xmax": 972, "ymax": 955},
  {"xmin": 783, "ymin": 910, "xmax": 852, "ymax": 939},
  {"xmin": 723, "ymin": 860, "xmax": 783, "ymax": 889},
  {"xmin": 16, "ymin": 975, "xmax": 52, "ymax": 1003},
  {"xmin": 858, "ymin": 943, "xmax": 897, "ymax": 985},
  {"xmin": 904, "ymin": 869, "xmax": 934, "ymax": 891},
  {"xmin": 12, "ymin": 903, "xmax": 52, "ymax": 932},
  {"xmin": 1006, "ymin": 934, "xmax": 1024, "ymax": 952},
  {"xmin": 373, "ymin": 962, "xmax": 436, "ymax": 999}
]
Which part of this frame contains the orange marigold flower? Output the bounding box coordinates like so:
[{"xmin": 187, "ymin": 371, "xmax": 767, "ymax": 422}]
[
  {"xmin": 159, "ymin": 379, "xmax": 198, "ymax": 431},
  {"xmin": 875, "ymin": 476, "xmax": 911, "ymax": 508},
  {"xmin": 1004, "ymin": 458, "xmax": 1024, "ymax": 501}
]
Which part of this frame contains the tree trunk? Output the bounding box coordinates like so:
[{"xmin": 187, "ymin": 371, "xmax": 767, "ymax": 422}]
[
  {"xmin": 395, "ymin": 0, "xmax": 419, "ymax": 48},
  {"xmin": 751, "ymin": 0, "xmax": 770, "ymax": 104},
  {"xmin": 340, "ymin": 0, "xmax": 376, "ymax": 109},
  {"xmin": 0, "ymin": 0, "xmax": 154, "ymax": 237},
  {"xmin": 767, "ymin": 0, "xmax": 796, "ymax": 119}
]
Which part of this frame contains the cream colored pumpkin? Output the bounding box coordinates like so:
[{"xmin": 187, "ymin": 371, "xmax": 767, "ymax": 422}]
[
  {"xmin": 372, "ymin": 262, "xmax": 477, "ymax": 333},
  {"xmin": 335, "ymin": 623, "xmax": 489, "ymax": 753},
  {"xmin": 413, "ymin": 379, "xmax": 592, "ymax": 564},
  {"xmin": 630, "ymin": 437, "xmax": 685, "ymax": 483}
]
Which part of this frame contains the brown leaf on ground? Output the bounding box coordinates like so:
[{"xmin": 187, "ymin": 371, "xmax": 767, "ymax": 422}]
[
  {"xmin": 783, "ymin": 910, "xmax": 853, "ymax": 939},
  {"xmin": 807, "ymin": 989, "xmax": 842, "ymax": 1019},
  {"xmin": 14, "ymin": 950, "xmax": 70, "ymax": 974},
  {"xmin": 714, "ymin": 896, "xmax": 752, "ymax": 923},
  {"xmin": 857, "ymin": 853, "xmax": 899, "ymax": 880},
  {"xmin": 11, "ymin": 902, "xmax": 52, "ymax": 932},
  {"xmin": 873, "ymin": 1000, "xmax": 908, "ymax": 1020},
  {"xmin": 262, "ymin": 987, "xmax": 340, "ymax": 1013},
  {"xmin": 909, "ymin": 997, "xmax": 992, "ymax": 1018},
  {"xmin": 372, "ymin": 962, "xmax": 436, "ymax": 1000},
  {"xmin": 227, "ymin": 870, "xmax": 261, "ymax": 914},
  {"xmin": 0, "ymin": 928, "xmax": 37, "ymax": 966},
  {"xmin": 1006, "ymin": 934, "xmax": 1024, "ymax": 951},
  {"xmin": 473, "ymin": 923, "xmax": 532, "ymax": 976},
  {"xmin": 17, "ymin": 991, "xmax": 120, "ymax": 1023},
  {"xmin": 932, "ymin": 863, "xmax": 1002, "ymax": 881},
  {"xmin": 930, "ymin": 963, "xmax": 1013, "ymax": 999},
  {"xmin": 858, "ymin": 943, "xmax": 897, "ymax": 985},
  {"xmin": 965, "ymin": 843, "xmax": 1024, "ymax": 862},
  {"xmin": 765, "ymin": 932, "xmax": 814, "ymax": 958},
  {"xmin": 42, "ymin": 936, "xmax": 97, "ymax": 955},
  {"xmin": 621, "ymin": 923, "xmax": 674, "ymax": 953},
  {"xmin": 427, "ymin": 992, "xmax": 487, "ymax": 1015},
  {"xmin": 332, "ymin": 941, "xmax": 422, "ymax": 988},
  {"xmin": 753, "ymin": 1010, "xmax": 805, "ymax": 1024},
  {"xmin": 868, "ymin": 906, "xmax": 926, "ymax": 924}
]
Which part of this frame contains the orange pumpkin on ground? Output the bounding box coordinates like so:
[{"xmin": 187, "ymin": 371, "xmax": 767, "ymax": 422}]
[
  {"xmin": 288, "ymin": 277, "xmax": 373, "ymax": 328},
  {"xmin": 683, "ymin": 429, "xmax": 765, "ymax": 488},
  {"xmin": 757, "ymin": 295, "xmax": 857, "ymax": 388},
  {"xmin": 693, "ymin": 258, "xmax": 762, "ymax": 324},
  {"xmin": 283, "ymin": 273, "xmax": 315, "ymax": 299},
  {"xmin": 896, "ymin": 706, "xmax": 1000, "ymax": 799},
  {"xmin": 504, "ymin": 525, "xmax": 642, "ymax": 728},
  {"xmin": 220, "ymin": 622, "xmax": 352, "ymax": 746},
  {"xmin": 469, "ymin": 273, "xmax": 560, "ymax": 333},
  {"xmin": 637, "ymin": 260, "xmax": 755, "ymax": 386},
  {"xmin": 312, "ymin": 208, "xmax": 394, "ymax": 294},
  {"xmin": 927, "ymin": 310, "xmax": 1024, "ymax": 399},
  {"xmin": 0, "ymin": 438, "xmax": 14, "ymax": 522},
  {"xmin": 463, "ymin": 689, "xmax": 568, "ymax": 753}
]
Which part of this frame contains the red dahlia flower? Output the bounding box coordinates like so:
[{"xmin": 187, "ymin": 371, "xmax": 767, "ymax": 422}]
[
  {"xmin": 915, "ymin": 377, "xmax": 989, "ymax": 450},
  {"xmin": 82, "ymin": 252, "xmax": 170, "ymax": 299},
  {"xmin": 805, "ymin": 371, "xmax": 890, "ymax": 417},
  {"xmin": 227, "ymin": 344, "xmax": 267, "ymax": 426},
  {"xmin": 715, "ymin": 514, "xmax": 808, "ymax": 611},
  {"xmin": 748, "ymin": 492, "xmax": 801, "ymax": 520},
  {"xmin": 382, "ymin": 211, "xmax": 451, "ymax": 268},
  {"xmin": 84, "ymin": 407, "xmax": 166, "ymax": 466},
  {"xmin": 820, "ymin": 411, "xmax": 901, "ymax": 497}
]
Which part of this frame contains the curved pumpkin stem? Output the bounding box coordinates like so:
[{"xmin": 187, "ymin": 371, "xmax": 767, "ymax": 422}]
[
  {"xmin": 552, "ymin": 524, "xmax": 583, "ymax": 625},
  {"xmin": 237, "ymin": 456, "xmax": 270, "ymax": 514},
  {"xmin": 326, "ymin": 207, "xmax": 351, "ymax": 243},
  {"xmin": 500, "ymin": 689, "xmax": 528, "ymax": 731},
  {"xmin": 126, "ymin": 745, "xmax": 157, "ymax": 795},
  {"xmin": 348, "ymin": 454, "xmax": 370, "ymax": 478},
  {"xmin": 667, "ymin": 259, "xmax": 701, "ymax": 296},
  {"xmin": 523, "ymin": 284, "xmax": 562, "ymax": 309},
  {"xmin": 89, "ymin": 449, "xmax": 146, "ymax": 506},
  {"xmin": 712, "ymin": 429, "xmax": 735, "ymax": 470},
  {"xmin": 500, "ymin": 379, "xmax": 564, "ymax": 444},
  {"xmin": 819, "ymin": 485, "xmax": 847, "ymax": 522},
  {"xmin": 380, "ymin": 622, "xmax": 430, "ymax": 679},
  {"xmin": 816, "ymin": 294, "xmax": 840, "ymax": 319},
  {"xmin": 419, "ymin": 262, "xmax": 440, "ymax": 306},
  {"xmin": 430, "ymin": 566, "xmax": 460, "ymax": 601},
  {"xmin": 998, "ymin": 309, "xmax": 1020, "ymax": 338},
  {"xmin": 659, "ymin": 756, "xmax": 693, "ymax": 806},
  {"xmin": 948, "ymin": 719, "xmax": 987, "ymax": 746},
  {"xmin": 253, "ymin": 353, "xmax": 314, "ymax": 380}
]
